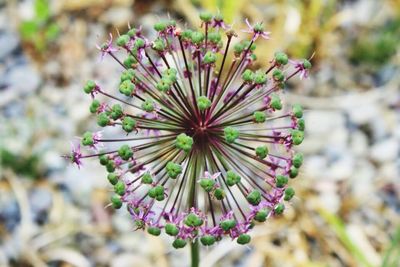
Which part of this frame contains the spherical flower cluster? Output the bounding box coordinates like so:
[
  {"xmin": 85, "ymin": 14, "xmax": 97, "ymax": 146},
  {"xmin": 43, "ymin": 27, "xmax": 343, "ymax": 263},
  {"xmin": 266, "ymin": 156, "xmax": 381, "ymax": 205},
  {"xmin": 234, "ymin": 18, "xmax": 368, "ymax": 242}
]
[{"xmin": 66, "ymin": 12, "xmax": 311, "ymax": 248}]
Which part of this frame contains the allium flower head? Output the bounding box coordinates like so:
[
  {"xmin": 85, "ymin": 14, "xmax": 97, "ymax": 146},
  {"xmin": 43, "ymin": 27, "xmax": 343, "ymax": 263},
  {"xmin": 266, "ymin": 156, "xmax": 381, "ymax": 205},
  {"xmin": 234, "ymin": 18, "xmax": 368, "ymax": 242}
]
[{"xmin": 67, "ymin": 13, "xmax": 310, "ymax": 248}]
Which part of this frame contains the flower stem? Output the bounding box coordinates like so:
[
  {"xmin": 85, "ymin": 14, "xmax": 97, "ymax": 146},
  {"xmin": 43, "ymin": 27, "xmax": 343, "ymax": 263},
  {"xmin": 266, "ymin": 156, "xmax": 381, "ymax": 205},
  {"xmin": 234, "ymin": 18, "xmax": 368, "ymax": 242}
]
[{"xmin": 190, "ymin": 239, "xmax": 200, "ymax": 267}]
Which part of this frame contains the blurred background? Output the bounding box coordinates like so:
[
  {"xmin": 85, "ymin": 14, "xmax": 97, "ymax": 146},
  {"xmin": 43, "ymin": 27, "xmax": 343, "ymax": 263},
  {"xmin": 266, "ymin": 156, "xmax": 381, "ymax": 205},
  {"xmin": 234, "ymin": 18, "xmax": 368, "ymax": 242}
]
[{"xmin": 0, "ymin": 0, "xmax": 399, "ymax": 266}]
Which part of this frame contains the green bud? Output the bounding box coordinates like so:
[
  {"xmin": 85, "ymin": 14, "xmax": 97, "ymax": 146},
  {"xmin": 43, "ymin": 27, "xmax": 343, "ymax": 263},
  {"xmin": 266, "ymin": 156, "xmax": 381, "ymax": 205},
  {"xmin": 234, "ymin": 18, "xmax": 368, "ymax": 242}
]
[
  {"xmin": 134, "ymin": 38, "xmax": 145, "ymax": 49},
  {"xmin": 120, "ymin": 69, "xmax": 135, "ymax": 82},
  {"xmin": 148, "ymin": 185, "xmax": 164, "ymax": 199},
  {"xmin": 175, "ymin": 133, "xmax": 193, "ymax": 152},
  {"xmin": 234, "ymin": 43, "xmax": 244, "ymax": 54},
  {"xmin": 237, "ymin": 234, "xmax": 251, "ymax": 245},
  {"xmin": 97, "ymin": 113, "xmax": 110, "ymax": 127},
  {"xmin": 242, "ymin": 40, "xmax": 256, "ymax": 51},
  {"xmin": 254, "ymin": 71, "xmax": 267, "ymax": 85},
  {"xmin": 165, "ymin": 223, "xmax": 179, "ymax": 236},
  {"xmin": 185, "ymin": 213, "xmax": 203, "ymax": 227},
  {"xmin": 147, "ymin": 227, "xmax": 161, "ymax": 236},
  {"xmin": 292, "ymin": 104, "xmax": 303, "ymax": 118},
  {"xmin": 220, "ymin": 219, "xmax": 236, "ymax": 231},
  {"xmin": 123, "ymin": 55, "xmax": 137, "ymax": 68},
  {"xmin": 141, "ymin": 172, "xmax": 153, "ymax": 184},
  {"xmin": 111, "ymin": 195, "xmax": 122, "ymax": 209},
  {"xmin": 197, "ymin": 96, "xmax": 211, "ymax": 111},
  {"xmin": 254, "ymin": 209, "xmax": 268, "ymax": 222},
  {"xmin": 166, "ymin": 162, "xmax": 182, "ymax": 179},
  {"xmin": 253, "ymin": 111, "xmax": 266, "ymax": 123},
  {"xmin": 270, "ymin": 94, "xmax": 282, "ymax": 110},
  {"xmin": 226, "ymin": 170, "xmax": 241, "ymax": 186},
  {"xmin": 253, "ymin": 22, "xmax": 264, "ymax": 32},
  {"xmin": 199, "ymin": 178, "xmax": 215, "ymax": 192},
  {"xmin": 99, "ymin": 155, "xmax": 109, "ymax": 165},
  {"xmin": 274, "ymin": 203, "xmax": 285, "ymax": 214},
  {"xmin": 224, "ymin": 127, "xmax": 239, "ymax": 144},
  {"xmin": 89, "ymin": 99, "xmax": 100, "ymax": 114},
  {"xmin": 172, "ymin": 238, "xmax": 187, "ymax": 249},
  {"xmin": 107, "ymin": 173, "xmax": 119, "ymax": 185},
  {"xmin": 156, "ymin": 78, "xmax": 172, "ymax": 92},
  {"xmin": 106, "ymin": 161, "xmax": 116, "ymax": 173},
  {"xmin": 191, "ymin": 31, "xmax": 204, "ymax": 45},
  {"xmin": 141, "ymin": 99, "xmax": 155, "ymax": 112},
  {"xmin": 152, "ymin": 38, "xmax": 166, "ymax": 52},
  {"xmin": 181, "ymin": 29, "xmax": 193, "ymax": 40},
  {"xmin": 246, "ymin": 190, "xmax": 261, "ymax": 205},
  {"xmin": 242, "ymin": 69, "xmax": 255, "ymax": 83},
  {"xmin": 154, "ymin": 21, "xmax": 167, "ymax": 32},
  {"xmin": 292, "ymin": 153, "xmax": 303, "ymax": 168},
  {"xmin": 303, "ymin": 59, "xmax": 312, "ymax": 69},
  {"xmin": 119, "ymin": 80, "xmax": 135, "ymax": 97},
  {"xmin": 272, "ymin": 69, "xmax": 285, "ymax": 82},
  {"xmin": 203, "ymin": 51, "xmax": 217, "ymax": 64},
  {"xmin": 114, "ymin": 180, "xmax": 126, "ymax": 196},
  {"xmin": 110, "ymin": 104, "xmax": 123, "ymax": 120},
  {"xmin": 213, "ymin": 188, "xmax": 225, "ymax": 200},
  {"xmin": 199, "ymin": 12, "xmax": 213, "ymax": 22},
  {"xmin": 127, "ymin": 28, "xmax": 137, "ymax": 37},
  {"xmin": 116, "ymin": 34, "xmax": 130, "ymax": 47},
  {"xmin": 118, "ymin": 145, "xmax": 133, "ymax": 160},
  {"xmin": 284, "ymin": 187, "xmax": 295, "ymax": 201},
  {"xmin": 274, "ymin": 52, "xmax": 288, "ymax": 65},
  {"xmin": 297, "ymin": 118, "xmax": 305, "ymax": 131},
  {"xmin": 289, "ymin": 166, "xmax": 299, "ymax": 178},
  {"xmin": 83, "ymin": 80, "xmax": 96, "ymax": 94},
  {"xmin": 276, "ymin": 175, "xmax": 288, "ymax": 188},
  {"xmin": 291, "ymin": 130, "xmax": 304, "ymax": 145},
  {"xmin": 200, "ymin": 235, "xmax": 216, "ymax": 246},
  {"xmin": 208, "ymin": 32, "xmax": 221, "ymax": 44},
  {"xmin": 255, "ymin": 145, "xmax": 268, "ymax": 159},
  {"xmin": 122, "ymin": 117, "xmax": 137, "ymax": 133},
  {"xmin": 81, "ymin": 131, "xmax": 94, "ymax": 146}
]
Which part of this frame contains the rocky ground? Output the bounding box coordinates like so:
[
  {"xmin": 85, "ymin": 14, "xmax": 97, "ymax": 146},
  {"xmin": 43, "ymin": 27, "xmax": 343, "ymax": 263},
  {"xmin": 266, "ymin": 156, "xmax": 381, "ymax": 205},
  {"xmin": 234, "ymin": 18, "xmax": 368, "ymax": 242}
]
[{"xmin": 0, "ymin": 0, "xmax": 399, "ymax": 266}]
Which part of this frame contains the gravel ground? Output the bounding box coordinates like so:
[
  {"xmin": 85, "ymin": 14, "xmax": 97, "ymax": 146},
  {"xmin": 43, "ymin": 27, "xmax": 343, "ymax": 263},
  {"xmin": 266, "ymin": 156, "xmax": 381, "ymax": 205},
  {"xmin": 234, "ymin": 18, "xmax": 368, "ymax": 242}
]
[{"xmin": 1, "ymin": 0, "xmax": 399, "ymax": 266}]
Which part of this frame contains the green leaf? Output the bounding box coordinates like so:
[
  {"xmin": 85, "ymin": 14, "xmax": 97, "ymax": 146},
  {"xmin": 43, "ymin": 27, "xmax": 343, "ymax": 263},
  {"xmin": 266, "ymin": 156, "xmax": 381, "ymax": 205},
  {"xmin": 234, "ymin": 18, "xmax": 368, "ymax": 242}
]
[
  {"xmin": 20, "ymin": 21, "xmax": 39, "ymax": 39},
  {"xmin": 35, "ymin": 0, "xmax": 50, "ymax": 21}
]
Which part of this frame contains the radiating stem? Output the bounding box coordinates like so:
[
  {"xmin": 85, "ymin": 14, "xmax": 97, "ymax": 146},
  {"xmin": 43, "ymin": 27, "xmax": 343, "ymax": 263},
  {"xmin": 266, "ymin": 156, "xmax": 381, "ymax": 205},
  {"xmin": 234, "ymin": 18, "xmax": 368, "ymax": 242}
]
[{"xmin": 190, "ymin": 239, "xmax": 200, "ymax": 267}]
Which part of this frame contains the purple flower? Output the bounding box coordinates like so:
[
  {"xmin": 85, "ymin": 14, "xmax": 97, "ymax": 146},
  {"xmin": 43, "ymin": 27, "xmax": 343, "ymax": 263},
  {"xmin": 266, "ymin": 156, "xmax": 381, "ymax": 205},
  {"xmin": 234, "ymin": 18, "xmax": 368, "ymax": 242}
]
[
  {"xmin": 243, "ymin": 19, "xmax": 271, "ymax": 41},
  {"xmin": 68, "ymin": 142, "xmax": 83, "ymax": 168},
  {"xmin": 96, "ymin": 33, "xmax": 118, "ymax": 60}
]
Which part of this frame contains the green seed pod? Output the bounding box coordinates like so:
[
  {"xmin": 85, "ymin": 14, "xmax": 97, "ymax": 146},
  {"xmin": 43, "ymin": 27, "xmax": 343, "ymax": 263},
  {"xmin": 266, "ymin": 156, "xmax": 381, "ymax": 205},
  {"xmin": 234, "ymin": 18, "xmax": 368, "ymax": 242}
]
[
  {"xmin": 147, "ymin": 226, "xmax": 161, "ymax": 236},
  {"xmin": 291, "ymin": 130, "xmax": 304, "ymax": 145},
  {"xmin": 226, "ymin": 170, "xmax": 241, "ymax": 186},
  {"xmin": 118, "ymin": 145, "xmax": 133, "ymax": 160},
  {"xmin": 200, "ymin": 235, "xmax": 216, "ymax": 246},
  {"xmin": 123, "ymin": 55, "xmax": 137, "ymax": 68},
  {"xmin": 276, "ymin": 175, "xmax": 288, "ymax": 188},
  {"xmin": 274, "ymin": 203, "xmax": 285, "ymax": 214},
  {"xmin": 208, "ymin": 32, "xmax": 221, "ymax": 44},
  {"xmin": 172, "ymin": 238, "xmax": 187, "ymax": 249},
  {"xmin": 110, "ymin": 104, "xmax": 123, "ymax": 120},
  {"xmin": 292, "ymin": 104, "xmax": 303, "ymax": 118},
  {"xmin": 97, "ymin": 113, "xmax": 110, "ymax": 127},
  {"xmin": 213, "ymin": 188, "xmax": 225, "ymax": 200},
  {"xmin": 120, "ymin": 69, "xmax": 135, "ymax": 82},
  {"xmin": 272, "ymin": 69, "xmax": 285, "ymax": 82},
  {"xmin": 289, "ymin": 166, "xmax": 299, "ymax": 179},
  {"xmin": 114, "ymin": 181, "xmax": 126, "ymax": 196},
  {"xmin": 203, "ymin": 51, "xmax": 217, "ymax": 64},
  {"xmin": 106, "ymin": 161, "xmax": 116, "ymax": 173},
  {"xmin": 81, "ymin": 131, "xmax": 94, "ymax": 146},
  {"xmin": 156, "ymin": 78, "xmax": 172, "ymax": 92},
  {"xmin": 134, "ymin": 38, "xmax": 146, "ymax": 49},
  {"xmin": 199, "ymin": 178, "xmax": 215, "ymax": 192},
  {"xmin": 199, "ymin": 12, "xmax": 213, "ymax": 22},
  {"xmin": 255, "ymin": 145, "xmax": 268, "ymax": 159},
  {"xmin": 175, "ymin": 133, "xmax": 193, "ymax": 152},
  {"xmin": 185, "ymin": 213, "xmax": 203, "ymax": 227},
  {"xmin": 224, "ymin": 127, "xmax": 239, "ymax": 144},
  {"xmin": 83, "ymin": 80, "xmax": 96, "ymax": 94},
  {"xmin": 237, "ymin": 234, "xmax": 251, "ymax": 245},
  {"xmin": 253, "ymin": 111, "xmax": 266, "ymax": 123},
  {"xmin": 297, "ymin": 118, "xmax": 305, "ymax": 131},
  {"xmin": 254, "ymin": 209, "xmax": 268, "ymax": 222},
  {"xmin": 141, "ymin": 172, "xmax": 153, "ymax": 184},
  {"xmin": 116, "ymin": 34, "xmax": 130, "ymax": 47},
  {"xmin": 99, "ymin": 155, "xmax": 109, "ymax": 165},
  {"xmin": 111, "ymin": 195, "xmax": 122, "ymax": 209},
  {"xmin": 254, "ymin": 71, "xmax": 267, "ymax": 85},
  {"xmin": 242, "ymin": 69, "xmax": 255, "ymax": 83},
  {"xmin": 197, "ymin": 96, "xmax": 211, "ymax": 111},
  {"xmin": 220, "ymin": 219, "xmax": 236, "ymax": 231},
  {"xmin": 165, "ymin": 223, "xmax": 179, "ymax": 236},
  {"xmin": 274, "ymin": 52, "xmax": 288, "ymax": 65},
  {"xmin": 303, "ymin": 59, "xmax": 312, "ymax": 69},
  {"xmin": 89, "ymin": 99, "xmax": 100, "ymax": 113},
  {"xmin": 270, "ymin": 94, "xmax": 282, "ymax": 110},
  {"xmin": 107, "ymin": 173, "xmax": 119, "ymax": 185},
  {"xmin": 284, "ymin": 187, "xmax": 295, "ymax": 201},
  {"xmin": 152, "ymin": 38, "xmax": 166, "ymax": 52},
  {"xmin": 141, "ymin": 99, "xmax": 155, "ymax": 112},
  {"xmin": 119, "ymin": 80, "xmax": 135, "ymax": 97},
  {"xmin": 122, "ymin": 117, "xmax": 137, "ymax": 133},
  {"xmin": 191, "ymin": 31, "xmax": 205, "ymax": 45},
  {"xmin": 154, "ymin": 21, "xmax": 167, "ymax": 32},
  {"xmin": 292, "ymin": 153, "xmax": 303, "ymax": 168},
  {"xmin": 246, "ymin": 190, "xmax": 261, "ymax": 205},
  {"xmin": 166, "ymin": 162, "xmax": 182, "ymax": 179}
]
